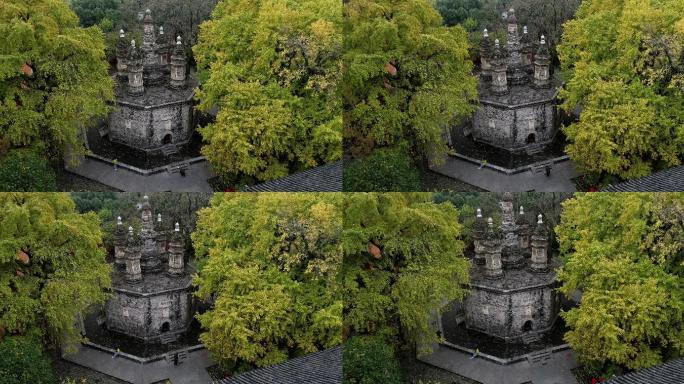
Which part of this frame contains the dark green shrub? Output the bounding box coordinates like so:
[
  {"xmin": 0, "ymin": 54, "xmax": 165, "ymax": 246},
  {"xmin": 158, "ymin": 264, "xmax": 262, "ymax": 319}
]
[
  {"xmin": 0, "ymin": 336, "xmax": 57, "ymax": 384},
  {"xmin": 343, "ymin": 336, "xmax": 401, "ymax": 384},
  {"xmin": 343, "ymin": 147, "xmax": 421, "ymax": 192},
  {"xmin": 0, "ymin": 149, "xmax": 57, "ymax": 191}
]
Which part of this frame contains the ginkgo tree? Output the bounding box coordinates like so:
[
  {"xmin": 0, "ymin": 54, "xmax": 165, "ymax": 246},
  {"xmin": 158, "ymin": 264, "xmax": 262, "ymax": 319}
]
[
  {"xmin": 343, "ymin": 0, "xmax": 478, "ymax": 160},
  {"xmin": 0, "ymin": 193, "xmax": 111, "ymax": 351},
  {"xmin": 193, "ymin": 0, "xmax": 342, "ymax": 183},
  {"xmin": 558, "ymin": 0, "xmax": 684, "ymax": 181},
  {"xmin": 0, "ymin": 0, "xmax": 113, "ymax": 157},
  {"xmin": 342, "ymin": 193, "xmax": 470, "ymax": 348},
  {"xmin": 191, "ymin": 193, "xmax": 343, "ymax": 370},
  {"xmin": 555, "ymin": 192, "xmax": 684, "ymax": 372}
]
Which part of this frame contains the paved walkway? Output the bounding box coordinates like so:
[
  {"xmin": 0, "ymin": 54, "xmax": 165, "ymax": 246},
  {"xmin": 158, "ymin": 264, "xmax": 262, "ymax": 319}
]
[
  {"xmin": 419, "ymin": 344, "xmax": 579, "ymax": 384},
  {"xmin": 431, "ymin": 157, "xmax": 578, "ymax": 192},
  {"xmin": 63, "ymin": 344, "xmax": 214, "ymax": 384},
  {"xmin": 65, "ymin": 157, "xmax": 214, "ymax": 192}
]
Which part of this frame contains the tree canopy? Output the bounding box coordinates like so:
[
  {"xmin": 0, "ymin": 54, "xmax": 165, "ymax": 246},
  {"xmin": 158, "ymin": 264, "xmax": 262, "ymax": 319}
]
[
  {"xmin": 193, "ymin": 0, "xmax": 342, "ymax": 182},
  {"xmin": 0, "ymin": 193, "xmax": 111, "ymax": 350},
  {"xmin": 342, "ymin": 193, "xmax": 470, "ymax": 349},
  {"xmin": 343, "ymin": 0, "xmax": 478, "ymax": 161},
  {"xmin": 70, "ymin": 0, "xmax": 122, "ymax": 28},
  {"xmin": 191, "ymin": 193, "xmax": 342, "ymax": 370},
  {"xmin": 0, "ymin": 0, "xmax": 113, "ymax": 157},
  {"xmin": 555, "ymin": 193, "xmax": 684, "ymax": 371},
  {"xmin": 558, "ymin": 0, "xmax": 684, "ymax": 180}
]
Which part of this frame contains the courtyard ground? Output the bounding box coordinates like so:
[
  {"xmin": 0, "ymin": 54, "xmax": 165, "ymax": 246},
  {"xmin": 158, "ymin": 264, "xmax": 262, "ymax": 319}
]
[
  {"xmin": 430, "ymin": 156, "xmax": 578, "ymax": 192},
  {"xmin": 418, "ymin": 343, "xmax": 579, "ymax": 384}
]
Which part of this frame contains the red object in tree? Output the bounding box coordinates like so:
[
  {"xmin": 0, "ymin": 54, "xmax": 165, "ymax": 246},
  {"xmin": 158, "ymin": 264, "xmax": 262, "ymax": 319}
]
[
  {"xmin": 368, "ymin": 243, "xmax": 382, "ymax": 259},
  {"xmin": 384, "ymin": 63, "xmax": 397, "ymax": 76},
  {"xmin": 587, "ymin": 186, "xmax": 599, "ymax": 192},
  {"xmin": 22, "ymin": 63, "xmax": 33, "ymax": 76},
  {"xmin": 223, "ymin": 188, "xmax": 236, "ymax": 192},
  {"xmin": 16, "ymin": 250, "xmax": 29, "ymax": 264}
]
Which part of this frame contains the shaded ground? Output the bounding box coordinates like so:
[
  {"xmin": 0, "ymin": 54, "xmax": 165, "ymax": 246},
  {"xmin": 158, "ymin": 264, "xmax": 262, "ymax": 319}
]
[
  {"xmin": 56, "ymin": 168, "xmax": 121, "ymax": 192},
  {"xmin": 450, "ymin": 124, "xmax": 568, "ymax": 169},
  {"xmin": 86, "ymin": 123, "xmax": 204, "ymax": 170},
  {"xmin": 84, "ymin": 312, "xmax": 202, "ymax": 358},
  {"xmin": 53, "ymin": 358, "xmax": 130, "ymax": 384},
  {"xmin": 399, "ymin": 348, "xmax": 483, "ymax": 384},
  {"xmin": 441, "ymin": 316, "xmax": 568, "ymax": 359}
]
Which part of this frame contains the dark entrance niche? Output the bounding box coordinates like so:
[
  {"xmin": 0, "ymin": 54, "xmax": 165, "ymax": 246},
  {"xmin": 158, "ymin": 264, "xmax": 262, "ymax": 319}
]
[
  {"xmin": 161, "ymin": 322, "xmax": 170, "ymax": 333},
  {"xmin": 162, "ymin": 134, "xmax": 172, "ymax": 145},
  {"xmin": 522, "ymin": 320, "xmax": 533, "ymax": 332},
  {"xmin": 526, "ymin": 133, "xmax": 536, "ymax": 144}
]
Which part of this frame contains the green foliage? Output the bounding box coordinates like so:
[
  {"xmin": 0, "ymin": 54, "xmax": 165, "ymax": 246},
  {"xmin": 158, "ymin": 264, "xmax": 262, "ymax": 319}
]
[
  {"xmin": 342, "ymin": 193, "xmax": 470, "ymax": 349},
  {"xmin": 0, "ymin": 336, "xmax": 57, "ymax": 384},
  {"xmin": 0, "ymin": 0, "xmax": 113, "ymax": 156},
  {"xmin": 193, "ymin": 0, "xmax": 342, "ymax": 181},
  {"xmin": 343, "ymin": 335, "xmax": 401, "ymax": 384},
  {"xmin": 0, "ymin": 149, "xmax": 57, "ymax": 192},
  {"xmin": 192, "ymin": 193, "xmax": 343, "ymax": 369},
  {"xmin": 435, "ymin": 0, "xmax": 483, "ymax": 28},
  {"xmin": 70, "ymin": 0, "xmax": 121, "ymax": 27},
  {"xmin": 343, "ymin": 0, "xmax": 478, "ymax": 160},
  {"xmin": 556, "ymin": 193, "xmax": 684, "ymax": 371},
  {"xmin": 558, "ymin": 0, "xmax": 684, "ymax": 180},
  {"xmin": 343, "ymin": 147, "xmax": 421, "ymax": 192},
  {"xmin": 0, "ymin": 193, "xmax": 111, "ymax": 350}
]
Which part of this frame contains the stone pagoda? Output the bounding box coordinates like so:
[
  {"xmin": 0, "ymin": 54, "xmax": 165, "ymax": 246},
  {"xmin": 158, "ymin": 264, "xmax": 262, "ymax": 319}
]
[
  {"xmin": 106, "ymin": 196, "xmax": 194, "ymax": 343},
  {"xmin": 464, "ymin": 192, "xmax": 559, "ymax": 342},
  {"xmin": 471, "ymin": 8, "xmax": 561, "ymax": 155},
  {"xmin": 108, "ymin": 9, "xmax": 197, "ymax": 155}
]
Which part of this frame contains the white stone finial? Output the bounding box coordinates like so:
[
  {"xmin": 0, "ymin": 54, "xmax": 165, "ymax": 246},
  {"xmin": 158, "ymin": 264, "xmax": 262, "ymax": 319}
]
[
  {"xmin": 117, "ymin": 216, "xmax": 122, "ymax": 225},
  {"xmin": 120, "ymin": 29, "xmax": 125, "ymax": 38},
  {"xmin": 159, "ymin": 26, "xmax": 164, "ymax": 35},
  {"xmin": 476, "ymin": 208, "xmax": 482, "ymax": 218},
  {"xmin": 128, "ymin": 226, "xmax": 133, "ymax": 234},
  {"xmin": 146, "ymin": 9, "xmax": 151, "ymax": 14},
  {"xmin": 131, "ymin": 39, "xmax": 136, "ymax": 48},
  {"xmin": 495, "ymin": 39, "xmax": 500, "ymax": 48},
  {"xmin": 483, "ymin": 29, "xmax": 489, "ymax": 38},
  {"xmin": 157, "ymin": 213, "xmax": 162, "ymax": 222},
  {"xmin": 175, "ymin": 222, "xmax": 180, "ymax": 232},
  {"xmin": 176, "ymin": 36, "xmax": 182, "ymax": 45},
  {"xmin": 523, "ymin": 26, "xmax": 528, "ymax": 34},
  {"xmin": 487, "ymin": 217, "xmax": 494, "ymax": 227},
  {"xmin": 143, "ymin": 195, "xmax": 149, "ymax": 201},
  {"xmin": 537, "ymin": 214, "xmax": 543, "ymax": 224},
  {"xmin": 519, "ymin": 206, "xmax": 524, "ymax": 215},
  {"xmin": 540, "ymin": 35, "xmax": 546, "ymax": 45}
]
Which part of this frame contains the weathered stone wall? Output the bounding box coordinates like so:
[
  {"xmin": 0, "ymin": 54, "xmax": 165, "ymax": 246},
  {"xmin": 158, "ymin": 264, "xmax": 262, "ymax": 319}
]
[
  {"xmin": 464, "ymin": 284, "xmax": 557, "ymax": 340},
  {"xmin": 109, "ymin": 102, "xmax": 193, "ymax": 152},
  {"xmin": 105, "ymin": 291, "xmax": 150, "ymax": 339},
  {"xmin": 106, "ymin": 289, "xmax": 192, "ymax": 340},
  {"xmin": 472, "ymin": 100, "xmax": 557, "ymax": 152}
]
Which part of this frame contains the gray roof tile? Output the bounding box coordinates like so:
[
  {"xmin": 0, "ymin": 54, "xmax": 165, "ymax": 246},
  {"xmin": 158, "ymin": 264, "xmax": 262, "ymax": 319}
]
[
  {"xmin": 243, "ymin": 162, "xmax": 342, "ymax": 192},
  {"xmin": 606, "ymin": 357, "xmax": 684, "ymax": 384},
  {"xmin": 214, "ymin": 346, "xmax": 342, "ymax": 384},
  {"xmin": 603, "ymin": 165, "xmax": 684, "ymax": 192}
]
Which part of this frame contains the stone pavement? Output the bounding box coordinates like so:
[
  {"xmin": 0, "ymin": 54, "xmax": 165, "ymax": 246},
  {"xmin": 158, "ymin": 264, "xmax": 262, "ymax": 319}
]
[
  {"xmin": 431, "ymin": 156, "xmax": 578, "ymax": 192},
  {"xmin": 65, "ymin": 157, "xmax": 214, "ymax": 192},
  {"xmin": 419, "ymin": 344, "xmax": 579, "ymax": 384},
  {"xmin": 63, "ymin": 344, "xmax": 213, "ymax": 384}
]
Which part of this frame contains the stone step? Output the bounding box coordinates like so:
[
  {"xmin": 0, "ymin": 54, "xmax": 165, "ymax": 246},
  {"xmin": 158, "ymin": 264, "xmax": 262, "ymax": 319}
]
[
  {"xmin": 167, "ymin": 162, "xmax": 189, "ymax": 174},
  {"xmin": 159, "ymin": 332, "xmax": 177, "ymax": 345},
  {"xmin": 160, "ymin": 144, "xmax": 179, "ymax": 157},
  {"xmin": 521, "ymin": 331, "xmax": 543, "ymax": 345},
  {"xmin": 527, "ymin": 349, "xmax": 552, "ymax": 366},
  {"xmin": 530, "ymin": 161, "xmax": 554, "ymax": 174},
  {"xmin": 165, "ymin": 349, "xmax": 188, "ymax": 366},
  {"xmin": 525, "ymin": 143, "xmax": 546, "ymax": 155}
]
